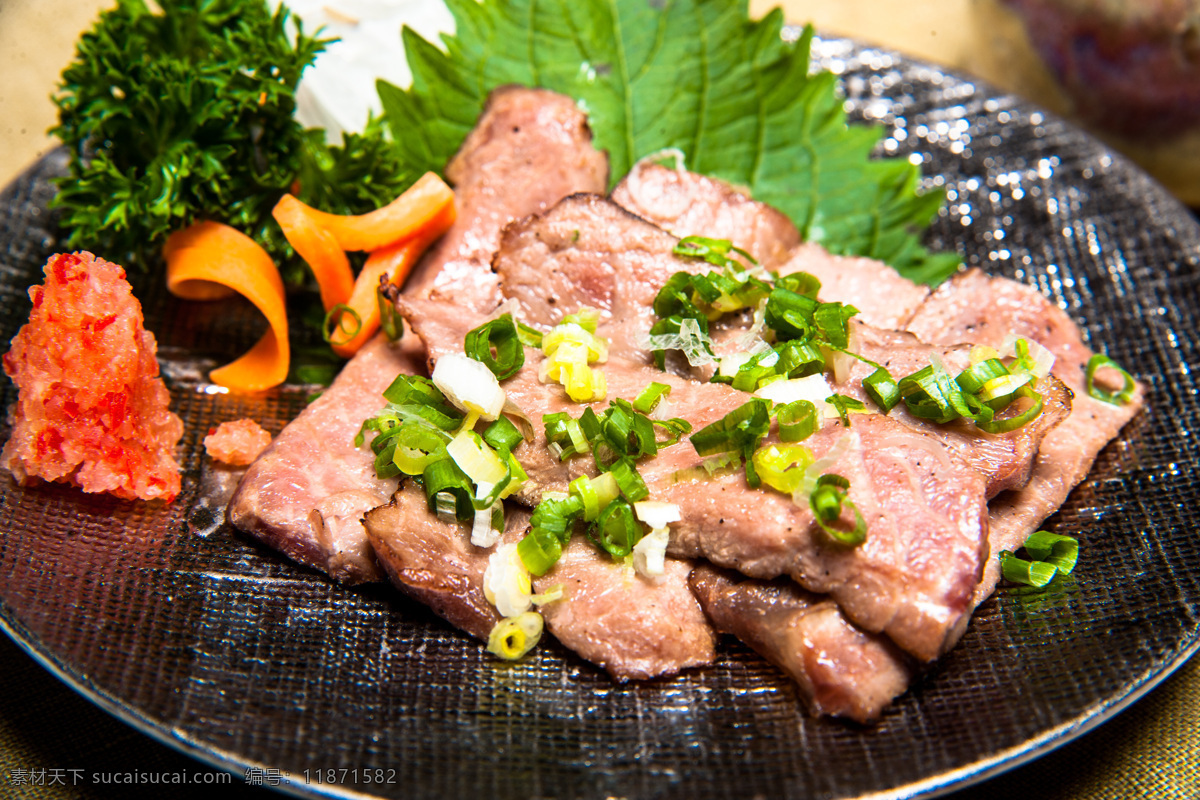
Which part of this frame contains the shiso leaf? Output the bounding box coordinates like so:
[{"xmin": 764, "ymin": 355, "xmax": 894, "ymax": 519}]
[{"xmin": 377, "ymin": 0, "xmax": 959, "ymax": 284}]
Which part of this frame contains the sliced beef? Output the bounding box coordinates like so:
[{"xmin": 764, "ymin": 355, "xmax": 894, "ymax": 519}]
[
  {"xmin": 777, "ymin": 243, "xmax": 931, "ymax": 331},
  {"xmin": 402, "ymin": 295, "xmax": 989, "ymax": 662},
  {"xmin": 837, "ymin": 321, "xmax": 1074, "ymax": 498},
  {"xmin": 611, "ymin": 162, "xmax": 800, "ymax": 268},
  {"xmin": 906, "ymin": 269, "xmax": 1145, "ymax": 635},
  {"xmin": 535, "ymin": 546, "xmax": 716, "ymax": 681},
  {"xmin": 495, "ymin": 193, "xmax": 691, "ymax": 358},
  {"xmin": 364, "ymin": 482, "xmax": 524, "ymax": 639},
  {"xmin": 688, "ymin": 565, "xmax": 914, "ymax": 723},
  {"xmin": 490, "ymin": 199, "xmax": 991, "ymax": 661},
  {"xmin": 227, "ymin": 333, "xmax": 421, "ymax": 583},
  {"xmin": 228, "ymin": 86, "xmax": 610, "ymax": 583},
  {"xmin": 364, "ymin": 480, "xmax": 715, "ymax": 680},
  {"xmin": 404, "ymin": 86, "xmax": 610, "ymax": 313},
  {"xmin": 619, "ymin": 415, "xmax": 989, "ymax": 662},
  {"xmin": 397, "ymin": 296, "xmax": 572, "ymax": 505}
]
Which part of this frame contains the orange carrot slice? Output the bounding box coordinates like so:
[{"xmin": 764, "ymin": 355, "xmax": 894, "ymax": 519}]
[
  {"xmin": 330, "ymin": 201, "xmax": 457, "ymax": 357},
  {"xmin": 272, "ymin": 194, "xmax": 355, "ymax": 311},
  {"xmin": 281, "ymin": 172, "xmax": 454, "ymax": 252},
  {"xmin": 164, "ymin": 221, "xmax": 290, "ymax": 392}
]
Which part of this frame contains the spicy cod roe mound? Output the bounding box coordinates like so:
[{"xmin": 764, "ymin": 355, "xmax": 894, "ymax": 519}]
[
  {"xmin": 1, "ymin": 252, "xmax": 183, "ymax": 502},
  {"xmin": 203, "ymin": 418, "xmax": 272, "ymax": 466}
]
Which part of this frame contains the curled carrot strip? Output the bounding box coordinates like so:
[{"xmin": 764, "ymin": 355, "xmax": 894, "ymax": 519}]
[
  {"xmin": 164, "ymin": 221, "xmax": 289, "ymax": 392},
  {"xmin": 330, "ymin": 201, "xmax": 457, "ymax": 357},
  {"xmin": 279, "ymin": 172, "xmax": 455, "ymax": 252},
  {"xmin": 273, "ymin": 194, "xmax": 355, "ymax": 311}
]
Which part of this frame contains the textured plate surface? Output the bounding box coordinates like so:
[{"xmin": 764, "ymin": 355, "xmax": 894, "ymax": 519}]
[{"xmin": 1, "ymin": 37, "xmax": 1198, "ymax": 800}]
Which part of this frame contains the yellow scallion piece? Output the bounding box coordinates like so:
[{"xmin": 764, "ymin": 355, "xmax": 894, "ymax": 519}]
[{"xmin": 486, "ymin": 612, "xmax": 544, "ymax": 661}]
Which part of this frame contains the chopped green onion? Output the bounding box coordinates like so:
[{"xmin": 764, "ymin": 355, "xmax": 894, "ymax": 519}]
[
  {"xmin": 975, "ymin": 386, "xmax": 1044, "ymax": 434},
  {"xmin": 486, "ymin": 612, "xmax": 544, "ymax": 661},
  {"xmin": 773, "ymin": 339, "xmax": 826, "ymax": 378},
  {"xmin": 464, "ymin": 313, "xmax": 525, "ymax": 380},
  {"xmin": 774, "ymin": 270, "xmax": 821, "ymax": 298},
  {"xmin": 672, "ymin": 235, "xmax": 758, "ymax": 271},
  {"xmin": 529, "ymin": 495, "xmax": 583, "ymax": 545},
  {"xmin": 752, "ymin": 443, "xmax": 814, "ymax": 494},
  {"xmin": 530, "ymin": 583, "xmax": 565, "ymax": 606},
  {"xmin": 827, "ymin": 394, "xmax": 866, "ymax": 427},
  {"xmin": 646, "ymin": 315, "xmax": 715, "ymax": 369},
  {"xmin": 812, "ymin": 302, "xmax": 858, "ymax": 349},
  {"xmin": 764, "ymin": 287, "xmax": 819, "ymax": 340},
  {"xmin": 776, "ymin": 400, "xmax": 818, "ymax": 442},
  {"xmin": 809, "ymin": 474, "xmax": 867, "ymax": 546},
  {"xmin": 516, "ymin": 321, "xmax": 544, "ymax": 348},
  {"xmin": 863, "ymin": 367, "xmax": 900, "ymax": 412},
  {"xmin": 1008, "ymin": 337, "xmax": 1055, "ymax": 379},
  {"xmin": 561, "ymin": 306, "xmax": 601, "ymax": 333},
  {"xmin": 433, "ymin": 352, "xmax": 507, "ymax": 420},
  {"xmin": 609, "ymin": 456, "xmax": 650, "ymax": 502},
  {"xmin": 381, "ymin": 373, "xmax": 442, "ymax": 407},
  {"xmin": 976, "ymin": 372, "xmax": 1033, "ymax": 404},
  {"xmin": 1000, "ymin": 550, "xmax": 1058, "ymax": 587},
  {"xmin": 378, "ymin": 284, "xmax": 403, "ymax": 341},
  {"xmin": 689, "ymin": 398, "xmax": 772, "ymax": 487},
  {"xmin": 539, "ymin": 312, "xmax": 609, "ymax": 403},
  {"xmin": 590, "ymin": 498, "xmax": 642, "ymax": 559},
  {"xmin": 569, "ymin": 475, "xmax": 603, "ymax": 521},
  {"xmin": 517, "ymin": 527, "xmax": 564, "ymax": 576},
  {"xmin": 601, "ymin": 400, "xmax": 659, "ymax": 459},
  {"xmin": 954, "ymin": 358, "xmax": 1010, "ymax": 394},
  {"xmin": 422, "ymin": 458, "xmax": 475, "ymax": 523},
  {"xmin": 384, "ymin": 422, "xmax": 451, "ymax": 476},
  {"xmin": 634, "ymin": 382, "xmax": 672, "ymax": 415},
  {"xmin": 543, "ymin": 412, "xmax": 589, "ymax": 460},
  {"xmin": 483, "ymin": 415, "xmax": 524, "ymax": 454},
  {"xmin": 1023, "ymin": 530, "xmax": 1079, "ymax": 575},
  {"xmin": 898, "ymin": 362, "xmax": 968, "ymax": 424},
  {"xmin": 447, "ymin": 430, "xmax": 508, "ymax": 486},
  {"xmin": 322, "ymin": 303, "xmax": 362, "ymax": 346},
  {"xmin": 1086, "ymin": 353, "xmax": 1137, "ymax": 406}
]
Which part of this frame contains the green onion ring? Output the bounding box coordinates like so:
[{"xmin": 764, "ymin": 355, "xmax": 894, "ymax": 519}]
[
  {"xmin": 1085, "ymin": 353, "xmax": 1137, "ymax": 406},
  {"xmin": 1000, "ymin": 550, "xmax": 1058, "ymax": 587},
  {"xmin": 322, "ymin": 303, "xmax": 363, "ymax": 345},
  {"xmin": 464, "ymin": 313, "xmax": 525, "ymax": 380},
  {"xmin": 1023, "ymin": 530, "xmax": 1079, "ymax": 575}
]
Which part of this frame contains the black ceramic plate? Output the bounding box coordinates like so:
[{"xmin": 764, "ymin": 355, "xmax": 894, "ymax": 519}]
[{"xmin": 2, "ymin": 35, "xmax": 1198, "ymax": 800}]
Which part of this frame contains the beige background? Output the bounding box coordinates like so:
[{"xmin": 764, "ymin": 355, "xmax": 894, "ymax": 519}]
[{"xmin": 0, "ymin": 0, "xmax": 982, "ymax": 189}]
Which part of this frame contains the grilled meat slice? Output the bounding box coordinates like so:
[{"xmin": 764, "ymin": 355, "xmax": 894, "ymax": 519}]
[
  {"xmin": 837, "ymin": 321, "xmax": 1074, "ymax": 498},
  {"xmin": 535, "ymin": 546, "xmax": 716, "ymax": 681},
  {"xmin": 228, "ymin": 86, "xmax": 610, "ymax": 583},
  {"xmin": 689, "ymin": 564, "xmax": 915, "ymax": 723},
  {"xmin": 611, "ymin": 161, "xmax": 800, "ymax": 268},
  {"xmin": 404, "ymin": 86, "xmax": 610, "ymax": 313},
  {"xmin": 399, "ymin": 298, "xmax": 989, "ymax": 662},
  {"xmin": 496, "ymin": 193, "xmax": 691, "ymax": 359},
  {"xmin": 364, "ymin": 483, "xmax": 523, "ymax": 639},
  {"xmin": 906, "ymin": 268, "xmax": 1145, "ymax": 637},
  {"xmin": 777, "ymin": 243, "xmax": 932, "ymax": 330},
  {"xmin": 364, "ymin": 482, "xmax": 715, "ymax": 680},
  {"xmin": 635, "ymin": 415, "xmax": 989, "ymax": 663},
  {"xmin": 227, "ymin": 333, "xmax": 420, "ymax": 583}
]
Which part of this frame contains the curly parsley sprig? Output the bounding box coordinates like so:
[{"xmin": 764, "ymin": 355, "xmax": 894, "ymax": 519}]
[{"xmin": 51, "ymin": 0, "xmax": 414, "ymax": 274}]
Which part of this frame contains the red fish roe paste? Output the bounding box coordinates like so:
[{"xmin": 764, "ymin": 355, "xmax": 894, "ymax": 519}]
[
  {"xmin": 1, "ymin": 252, "xmax": 183, "ymax": 501},
  {"xmin": 203, "ymin": 419, "xmax": 272, "ymax": 466}
]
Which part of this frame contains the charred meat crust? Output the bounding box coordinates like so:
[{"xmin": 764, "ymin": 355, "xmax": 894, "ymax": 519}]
[{"xmin": 689, "ymin": 564, "xmax": 915, "ymax": 724}]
